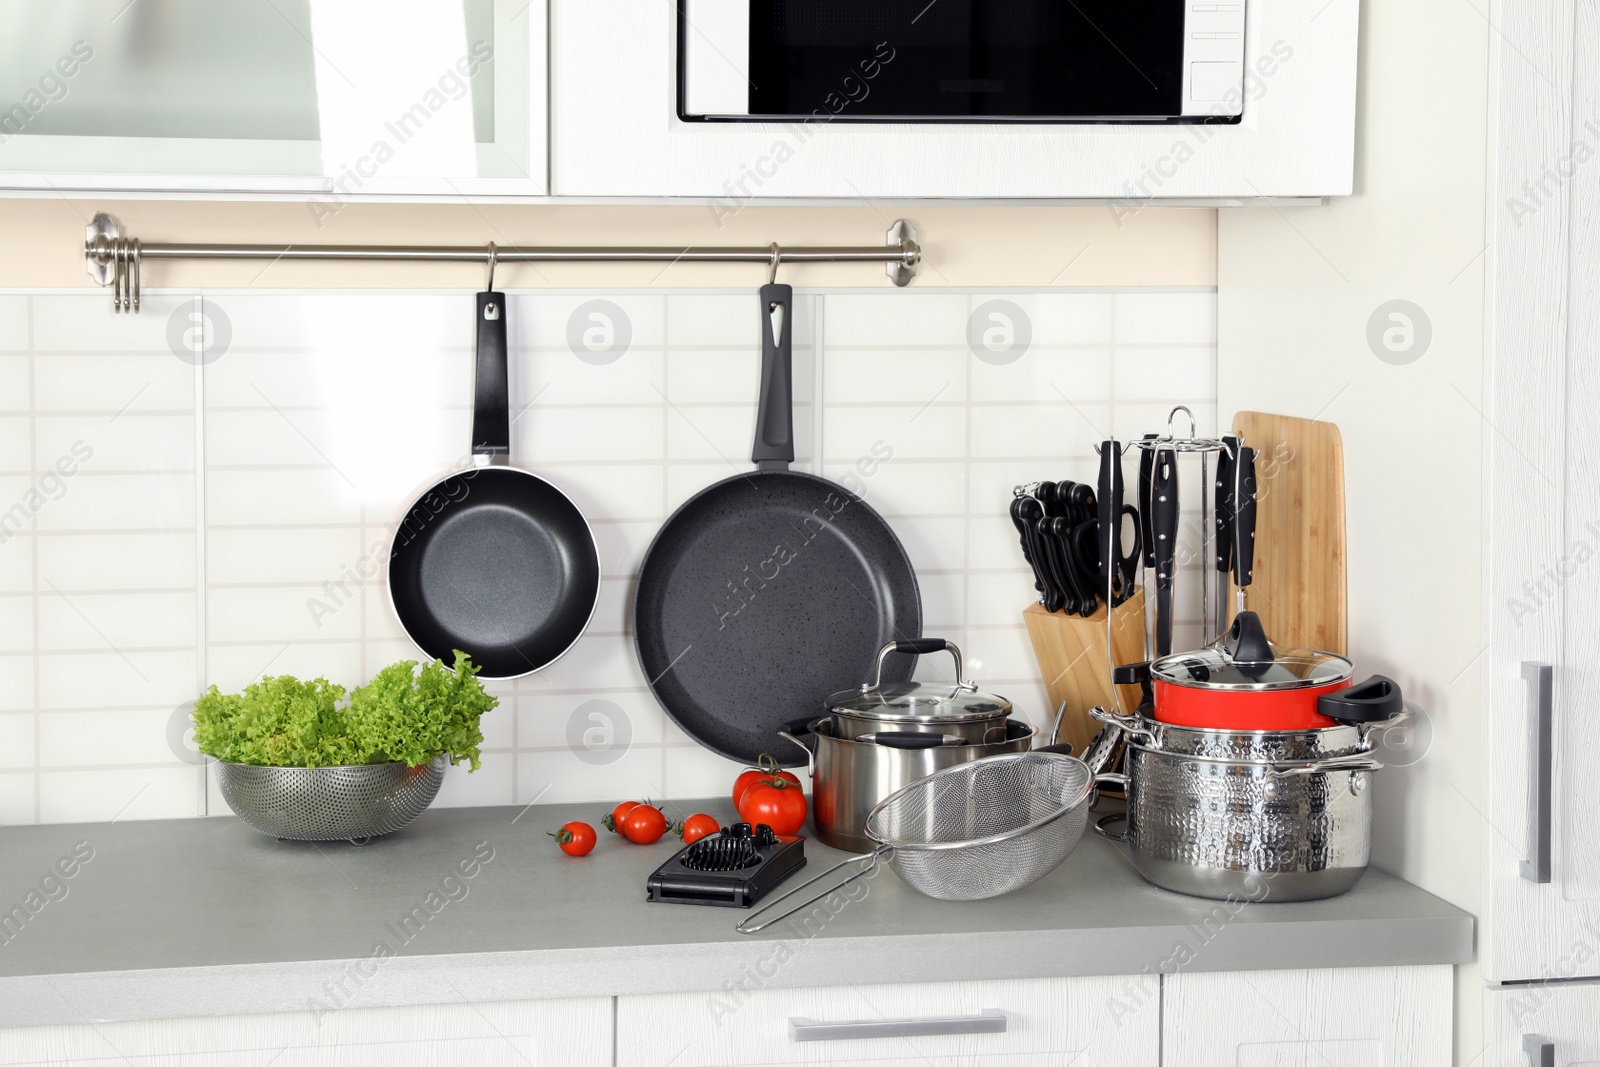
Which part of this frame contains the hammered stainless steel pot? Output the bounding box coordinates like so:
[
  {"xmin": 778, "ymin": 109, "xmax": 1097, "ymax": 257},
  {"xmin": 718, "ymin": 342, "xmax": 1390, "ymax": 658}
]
[
  {"xmin": 1087, "ymin": 706, "xmax": 1406, "ymax": 902},
  {"xmin": 780, "ymin": 716, "xmax": 1039, "ymax": 853}
]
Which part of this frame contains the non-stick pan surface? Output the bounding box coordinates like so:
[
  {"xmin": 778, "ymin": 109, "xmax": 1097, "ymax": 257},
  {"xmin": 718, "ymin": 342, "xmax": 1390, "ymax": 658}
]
[
  {"xmin": 634, "ymin": 285, "xmax": 920, "ymax": 764},
  {"xmin": 389, "ymin": 291, "xmax": 600, "ymax": 679}
]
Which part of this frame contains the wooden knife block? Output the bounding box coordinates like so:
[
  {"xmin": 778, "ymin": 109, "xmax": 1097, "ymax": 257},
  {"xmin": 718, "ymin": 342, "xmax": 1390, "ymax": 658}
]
[{"xmin": 1022, "ymin": 590, "xmax": 1147, "ymax": 757}]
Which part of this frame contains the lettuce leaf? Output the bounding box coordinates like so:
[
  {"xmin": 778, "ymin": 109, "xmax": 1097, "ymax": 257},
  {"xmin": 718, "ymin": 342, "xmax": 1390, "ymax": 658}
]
[{"xmin": 192, "ymin": 653, "xmax": 495, "ymax": 769}]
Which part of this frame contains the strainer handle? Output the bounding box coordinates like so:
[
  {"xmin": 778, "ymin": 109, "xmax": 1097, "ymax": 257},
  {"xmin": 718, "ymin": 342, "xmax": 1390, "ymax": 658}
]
[{"xmin": 736, "ymin": 847, "xmax": 890, "ymax": 934}]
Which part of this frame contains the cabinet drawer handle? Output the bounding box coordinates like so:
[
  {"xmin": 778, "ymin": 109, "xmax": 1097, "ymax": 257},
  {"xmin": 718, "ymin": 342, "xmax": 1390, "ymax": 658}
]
[
  {"xmin": 788, "ymin": 1009, "xmax": 1006, "ymax": 1042},
  {"xmin": 1523, "ymin": 1032, "xmax": 1554, "ymax": 1067},
  {"xmin": 1520, "ymin": 661, "xmax": 1553, "ymax": 884}
]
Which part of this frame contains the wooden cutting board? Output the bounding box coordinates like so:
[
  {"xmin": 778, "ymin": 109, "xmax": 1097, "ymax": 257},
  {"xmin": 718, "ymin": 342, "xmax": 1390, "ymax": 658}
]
[{"xmin": 1230, "ymin": 411, "xmax": 1347, "ymax": 655}]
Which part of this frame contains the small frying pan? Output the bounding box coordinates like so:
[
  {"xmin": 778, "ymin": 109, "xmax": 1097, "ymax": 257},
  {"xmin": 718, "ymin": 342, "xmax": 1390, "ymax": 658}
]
[{"xmin": 387, "ymin": 290, "xmax": 601, "ymax": 679}]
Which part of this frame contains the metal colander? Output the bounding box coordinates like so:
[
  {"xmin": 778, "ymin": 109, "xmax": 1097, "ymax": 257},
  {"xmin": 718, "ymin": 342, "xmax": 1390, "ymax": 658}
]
[
  {"xmin": 739, "ymin": 751, "xmax": 1095, "ymax": 932},
  {"xmin": 215, "ymin": 756, "xmax": 447, "ymax": 841}
]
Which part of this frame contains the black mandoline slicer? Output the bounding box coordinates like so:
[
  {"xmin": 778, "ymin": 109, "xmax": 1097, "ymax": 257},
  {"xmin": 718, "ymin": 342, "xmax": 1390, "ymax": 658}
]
[{"xmin": 646, "ymin": 822, "xmax": 806, "ymax": 908}]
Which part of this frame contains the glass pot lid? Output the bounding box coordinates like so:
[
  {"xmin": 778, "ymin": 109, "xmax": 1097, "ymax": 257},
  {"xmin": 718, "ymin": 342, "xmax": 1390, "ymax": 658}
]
[
  {"xmin": 827, "ymin": 682, "xmax": 1013, "ymax": 724},
  {"xmin": 1150, "ymin": 611, "xmax": 1353, "ymax": 692},
  {"xmin": 825, "ymin": 638, "xmax": 1012, "ymax": 724}
]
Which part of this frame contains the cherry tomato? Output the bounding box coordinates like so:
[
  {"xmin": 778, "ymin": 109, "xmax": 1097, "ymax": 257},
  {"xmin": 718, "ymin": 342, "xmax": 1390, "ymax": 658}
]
[
  {"xmin": 619, "ymin": 803, "xmax": 668, "ymax": 844},
  {"xmin": 733, "ymin": 754, "xmax": 801, "ymax": 808},
  {"xmin": 550, "ymin": 821, "xmax": 596, "ymax": 857},
  {"xmin": 737, "ymin": 776, "xmax": 807, "ymax": 836},
  {"xmin": 677, "ymin": 813, "xmax": 719, "ymax": 845},
  {"xmin": 602, "ymin": 800, "xmax": 639, "ymax": 834}
]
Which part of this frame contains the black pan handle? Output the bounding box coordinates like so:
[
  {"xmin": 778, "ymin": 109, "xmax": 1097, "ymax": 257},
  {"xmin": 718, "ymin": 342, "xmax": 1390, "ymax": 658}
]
[
  {"xmin": 752, "ymin": 283, "xmax": 794, "ymax": 468},
  {"xmin": 1035, "ymin": 743, "xmax": 1075, "ymax": 755},
  {"xmin": 1318, "ymin": 675, "xmax": 1404, "ymax": 724},
  {"xmin": 471, "ymin": 291, "xmax": 510, "ymax": 458}
]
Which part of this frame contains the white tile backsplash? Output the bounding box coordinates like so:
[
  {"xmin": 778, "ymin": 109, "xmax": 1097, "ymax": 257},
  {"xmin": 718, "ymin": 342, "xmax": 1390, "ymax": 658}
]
[{"xmin": 0, "ymin": 287, "xmax": 1214, "ymax": 824}]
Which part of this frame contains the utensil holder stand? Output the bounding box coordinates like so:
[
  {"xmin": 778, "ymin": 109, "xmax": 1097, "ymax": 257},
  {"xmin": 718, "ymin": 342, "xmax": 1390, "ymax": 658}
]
[{"xmin": 1022, "ymin": 590, "xmax": 1146, "ymax": 756}]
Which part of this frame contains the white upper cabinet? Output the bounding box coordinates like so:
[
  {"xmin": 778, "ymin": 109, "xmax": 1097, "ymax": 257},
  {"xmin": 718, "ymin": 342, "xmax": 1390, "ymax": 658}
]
[
  {"xmin": 0, "ymin": 0, "xmax": 547, "ymax": 196},
  {"xmin": 551, "ymin": 0, "xmax": 1360, "ymax": 200}
]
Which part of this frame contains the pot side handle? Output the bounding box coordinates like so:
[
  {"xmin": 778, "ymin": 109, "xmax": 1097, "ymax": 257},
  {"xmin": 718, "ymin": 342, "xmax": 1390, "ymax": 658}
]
[
  {"xmin": 1093, "ymin": 808, "xmax": 1132, "ymax": 846},
  {"xmin": 777, "ymin": 718, "xmax": 817, "ymax": 779},
  {"xmin": 1318, "ymin": 674, "xmax": 1404, "ymax": 725}
]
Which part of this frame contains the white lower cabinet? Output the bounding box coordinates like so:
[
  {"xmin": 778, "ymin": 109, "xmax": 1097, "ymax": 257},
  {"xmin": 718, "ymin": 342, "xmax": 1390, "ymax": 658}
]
[
  {"xmin": 1162, "ymin": 966, "xmax": 1453, "ymax": 1067},
  {"xmin": 1485, "ymin": 980, "xmax": 1600, "ymax": 1066},
  {"xmin": 0, "ymin": 998, "xmax": 613, "ymax": 1067},
  {"xmin": 615, "ymin": 976, "xmax": 1160, "ymax": 1067}
]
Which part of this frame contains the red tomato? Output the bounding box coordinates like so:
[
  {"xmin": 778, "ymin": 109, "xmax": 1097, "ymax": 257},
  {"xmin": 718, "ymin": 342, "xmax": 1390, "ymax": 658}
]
[
  {"xmin": 677, "ymin": 813, "xmax": 719, "ymax": 845},
  {"xmin": 737, "ymin": 776, "xmax": 807, "ymax": 836},
  {"xmin": 619, "ymin": 803, "xmax": 668, "ymax": 844},
  {"xmin": 602, "ymin": 800, "xmax": 639, "ymax": 834},
  {"xmin": 733, "ymin": 755, "xmax": 801, "ymax": 807},
  {"xmin": 550, "ymin": 821, "xmax": 596, "ymax": 857}
]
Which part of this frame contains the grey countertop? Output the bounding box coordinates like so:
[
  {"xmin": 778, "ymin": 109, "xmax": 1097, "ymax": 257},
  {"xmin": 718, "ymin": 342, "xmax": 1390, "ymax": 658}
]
[{"xmin": 0, "ymin": 799, "xmax": 1473, "ymax": 1027}]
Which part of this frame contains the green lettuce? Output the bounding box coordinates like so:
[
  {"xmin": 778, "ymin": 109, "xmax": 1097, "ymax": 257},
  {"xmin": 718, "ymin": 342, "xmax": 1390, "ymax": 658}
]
[{"xmin": 192, "ymin": 653, "xmax": 495, "ymax": 770}]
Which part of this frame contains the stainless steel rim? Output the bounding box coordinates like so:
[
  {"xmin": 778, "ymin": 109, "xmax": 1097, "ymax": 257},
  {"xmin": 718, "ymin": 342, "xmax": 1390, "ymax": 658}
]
[{"xmin": 864, "ymin": 751, "xmax": 1095, "ymax": 853}]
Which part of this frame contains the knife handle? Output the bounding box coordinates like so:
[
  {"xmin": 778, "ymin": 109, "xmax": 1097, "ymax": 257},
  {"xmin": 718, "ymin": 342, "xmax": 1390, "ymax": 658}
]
[
  {"xmin": 1138, "ymin": 435, "xmax": 1157, "ymax": 567},
  {"xmin": 1151, "ymin": 448, "xmax": 1179, "ymax": 656},
  {"xmin": 1234, "ymin": 446, "xmax": 1257, "ymax": 589},
  {"xmin": 1215, "ymin": 435, "xmax": 1236, "ymax": 573},
  {"xmin": 1097, "ymin": 442, "xmax": 1122, "ymax": 592}
]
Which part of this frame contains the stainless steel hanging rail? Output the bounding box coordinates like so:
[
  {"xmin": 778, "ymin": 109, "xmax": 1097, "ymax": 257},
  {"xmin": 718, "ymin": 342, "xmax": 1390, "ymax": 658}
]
[{"xmin": 83, "ymin": 213, "xmax": 921, "ymax": 313}]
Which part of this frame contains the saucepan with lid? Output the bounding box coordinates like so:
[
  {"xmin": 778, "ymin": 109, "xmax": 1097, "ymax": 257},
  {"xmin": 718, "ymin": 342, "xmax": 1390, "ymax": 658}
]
[
  {"xmin": 1119, "ymin": 611, "xmax": 1403, "ymax": 732},
  {"xmin": 823, "ymin": 638, "xmax": 1013, "ymax": 744}
]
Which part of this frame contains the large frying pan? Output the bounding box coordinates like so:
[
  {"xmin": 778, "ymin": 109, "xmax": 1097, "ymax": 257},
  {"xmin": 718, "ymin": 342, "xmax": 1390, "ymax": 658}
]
[
  {"xmin": 634, "ymin": 283, "xmax": 921, "ymax": 765},
  {"xmin": 388, "ymin": 290, "xmax": 601, "ymax": 679}
]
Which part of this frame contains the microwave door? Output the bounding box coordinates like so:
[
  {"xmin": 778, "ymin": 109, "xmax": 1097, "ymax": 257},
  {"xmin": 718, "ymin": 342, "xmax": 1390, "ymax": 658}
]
[{"xmin": 679, "ymin": 0, "xmax": 1245, "ymax": 123}]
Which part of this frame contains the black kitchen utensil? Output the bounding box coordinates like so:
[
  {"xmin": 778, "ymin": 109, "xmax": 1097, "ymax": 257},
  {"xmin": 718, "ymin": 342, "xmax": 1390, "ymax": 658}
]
[
  {"xmin": 1096, "ymin": 443, "xmax": 1122, "ymax": 598},
  {"xmin": 1137, "ymin": 434, "xmax": 1157, "ymax": 570},
  {"xmin": 633, "ymin": 284, "xmax": 921, "ymax": 765},
  {"xmin": 1235, "ymin": 445, "xmax": 1257, "ymax": 593},
  {"xmin": 1214, "ymin": 434, "xmax": 1237, "ymax": 634},
  {"xmin": 1010, "ymin": 493, "xmax": 1052, "ymax": 607},
  {"xmin": 1151, "ymin": 445, "xmax": 1179, "ymax": 656},
  {"xmin": 646, "ymin": 822, "xmax": 807, "ymax": 908},
  {"xmin": 388, "ymin": 290, "xmax": 601, "ymax": 679}
]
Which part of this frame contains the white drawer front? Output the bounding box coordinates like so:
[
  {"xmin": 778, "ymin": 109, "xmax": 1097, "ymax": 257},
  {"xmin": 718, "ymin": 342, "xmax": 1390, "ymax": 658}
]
[
  {"xmin": 1163, "ymin": 966, "xmax": 1452, "ymax": 1067},
  {"xmin": 0, "ymin": 997, "xmax": 613, "ymax": 1067},
  {"xmin": 1486, "ymin": 980, "xmax": 1600, "ymax": 1066},
  {"xmin": 616, "ymin": 975, "xmax": 1159, "ymax": 1067}
]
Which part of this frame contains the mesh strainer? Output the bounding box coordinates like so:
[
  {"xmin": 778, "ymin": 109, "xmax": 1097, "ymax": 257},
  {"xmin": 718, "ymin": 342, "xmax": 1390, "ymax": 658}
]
[
  {"xmin": 215, "ymin": 756, "xmax": 447, "ymax": 841},
  {"xmin": 738, "ymin": 751, "xmax": 1095, "ymax": 933}
]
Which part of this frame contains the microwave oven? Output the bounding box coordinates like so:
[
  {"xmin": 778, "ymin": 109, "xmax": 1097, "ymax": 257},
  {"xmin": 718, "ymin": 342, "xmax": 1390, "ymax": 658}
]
[{"xmin": 679, "ymin": 0, "xmax": 1247, "ymax": 124}]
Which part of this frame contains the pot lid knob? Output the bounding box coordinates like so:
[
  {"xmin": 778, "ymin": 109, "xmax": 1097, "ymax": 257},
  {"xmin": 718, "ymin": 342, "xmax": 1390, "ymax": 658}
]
[{"xmin": 1219, "ymin": 611, "xmax": 1275, "ymax": 675}]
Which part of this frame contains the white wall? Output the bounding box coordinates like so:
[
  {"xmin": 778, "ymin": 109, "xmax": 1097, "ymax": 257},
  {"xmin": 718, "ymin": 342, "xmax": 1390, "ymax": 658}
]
[
  {"xmin": 1215, "ymin": 0, "xmax": 1490, "ymax": 1060},
  {"xmin": 0, "ymin": 285, "xmax": 1216, "ymax": 824}
]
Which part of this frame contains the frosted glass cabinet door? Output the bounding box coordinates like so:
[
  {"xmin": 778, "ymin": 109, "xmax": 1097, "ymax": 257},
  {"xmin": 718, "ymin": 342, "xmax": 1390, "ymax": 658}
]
[{"xmin": 0, "ymin": 0, "xmax": 545, "ymax": 195}]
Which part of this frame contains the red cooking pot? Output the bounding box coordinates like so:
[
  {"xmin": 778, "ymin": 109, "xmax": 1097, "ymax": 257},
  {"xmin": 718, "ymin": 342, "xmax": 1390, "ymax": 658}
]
[{"xmin": 1120, "ymin": 612, "xmax": 1403, "ymax": 731}]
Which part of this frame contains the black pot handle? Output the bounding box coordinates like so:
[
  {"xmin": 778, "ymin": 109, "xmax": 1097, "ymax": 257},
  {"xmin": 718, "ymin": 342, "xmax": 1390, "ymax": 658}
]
[
  {"xmin": 1114, "ymin": 660, "xmax": 1154, "ymax": 710},
  {"xmin": 1035, "ymin": 742, "xmax": 1075, "ymax": 755},
  {"xmin": 1318, "ymin": 675, "xmax": 1404, "ymax": 724},
  {"xmin": 751, "ymin": 283, "xmax": 794, "ymax": 469},
  {"xmin": 471, "ymin": 290, "xmax": 510, "ymax": 458},
  {"xmin": 894, "ymin": 638, "xmax": 950, "ymax": 655}
]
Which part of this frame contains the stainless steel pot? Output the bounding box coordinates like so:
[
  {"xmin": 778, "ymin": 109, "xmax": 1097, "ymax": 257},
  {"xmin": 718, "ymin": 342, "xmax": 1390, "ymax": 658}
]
[
  {"xmin": 824, "ymin": 638, "xmax": 1012, "ymax": 745},
  {"xmin": 781, "ymin": 716, "xmax": 1039, "ymax": 853},
  {"xmin": 1087, "ymin": 706, "xmax": 1405, "ymax": 902}
]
